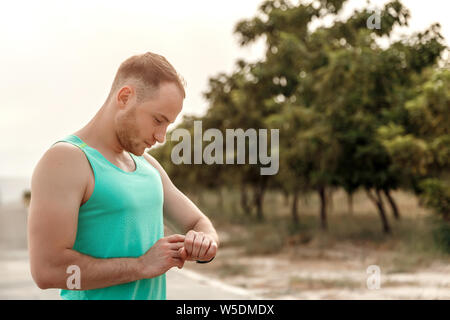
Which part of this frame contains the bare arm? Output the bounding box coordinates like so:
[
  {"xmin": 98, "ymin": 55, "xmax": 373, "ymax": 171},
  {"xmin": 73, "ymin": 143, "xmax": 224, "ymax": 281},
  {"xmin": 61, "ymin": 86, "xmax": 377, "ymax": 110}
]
[
  {"xmin": 28, "ymin": 144, "xmax": 184, "ymax": 290},
  {"xmin": 143, "ymin": 153, "xmax": 219, "ymax": 262}
]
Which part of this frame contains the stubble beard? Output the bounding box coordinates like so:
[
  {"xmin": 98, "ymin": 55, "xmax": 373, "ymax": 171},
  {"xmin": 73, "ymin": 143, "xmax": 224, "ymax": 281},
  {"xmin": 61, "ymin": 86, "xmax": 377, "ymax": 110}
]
[{"xmin": 116, "ymin": 106, "xmax": 143, "ymax": 156}]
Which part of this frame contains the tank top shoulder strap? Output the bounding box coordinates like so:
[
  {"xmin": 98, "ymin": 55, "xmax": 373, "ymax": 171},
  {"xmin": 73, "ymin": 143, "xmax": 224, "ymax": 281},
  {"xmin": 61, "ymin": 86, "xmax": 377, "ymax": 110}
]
[
  {"xmin": 52, "ymin": 134, "xmax": 144, "ymax": 176},
  {"xmin": 51, "ymin": 134, "xmax": 104, "ymax": 173},
  {"xmin": 52, "ymin": 134, "xmax": 98, "ymax": 159},
  {"xmin": 52, "ymin": 134, "xmax": 88, "ymax": 149}
]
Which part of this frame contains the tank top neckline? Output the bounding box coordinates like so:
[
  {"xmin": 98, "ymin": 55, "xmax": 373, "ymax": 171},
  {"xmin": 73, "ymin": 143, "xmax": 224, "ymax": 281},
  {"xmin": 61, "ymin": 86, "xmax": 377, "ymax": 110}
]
[{"xmin": 69, "ymin": 134, "xmax": 140, "ymax": 175}]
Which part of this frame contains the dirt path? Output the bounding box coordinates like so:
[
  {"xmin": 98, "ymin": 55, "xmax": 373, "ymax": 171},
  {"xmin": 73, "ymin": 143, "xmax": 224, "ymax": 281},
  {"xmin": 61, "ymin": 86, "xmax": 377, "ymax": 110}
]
[{"xmin": 184, "ymin": 245, "xmax": 450, "ymax": 299}]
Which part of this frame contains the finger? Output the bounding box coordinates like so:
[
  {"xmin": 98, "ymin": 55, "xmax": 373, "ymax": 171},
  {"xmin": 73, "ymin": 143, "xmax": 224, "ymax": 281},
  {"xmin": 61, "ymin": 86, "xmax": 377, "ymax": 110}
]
[
  {"xmin": 179, "ymin": 247, "xmax": 197, "ymax": 261},
  {"xmin": 172, "ymin": 257, "xmax": 185, "ymax": 269},
  {"xmin": 192, "ymin": 234, "xmax": 205, "ymax": 258},
  {"xmin": 184, "ymin": 231, "xmax": 196, "ymax": 256},
  {"xmin": 204, "ymin": 241, "xmax": 218, "ymax": 260},
  {"xmin": 170, "ymin": 242, "xmax": 185, "ymax": 251},
  {"xmin": 198, "ymin": 238, "xmax": 211, "ymax": 258},
  {"xmin": 178, "ymin": 247, "xmax": 188, "ymax": 261},
  {"xmin": 167, "ymin": 234, "xmax": 185, "ymax": 243},
  {"xmin": 170, "ymin": 249, "xmax": 182, "ymax": 259},
  {"xmin": 171, "ymin": 247, "xmax": 189, "ymax": 260}
]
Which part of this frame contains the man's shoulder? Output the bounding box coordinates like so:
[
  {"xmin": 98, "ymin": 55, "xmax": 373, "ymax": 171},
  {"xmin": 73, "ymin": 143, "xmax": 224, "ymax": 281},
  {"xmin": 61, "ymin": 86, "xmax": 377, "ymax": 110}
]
[
  {"xmin": 142, "ymin": 152, "xmax": 168, "ymax": 180},
  {"xmin": 33, "ymin": 141, "xmax": 91, "ymax": 183},
  {"xmin": 46, "ymin": 141, "xmax": 88, "ymax": 165}
]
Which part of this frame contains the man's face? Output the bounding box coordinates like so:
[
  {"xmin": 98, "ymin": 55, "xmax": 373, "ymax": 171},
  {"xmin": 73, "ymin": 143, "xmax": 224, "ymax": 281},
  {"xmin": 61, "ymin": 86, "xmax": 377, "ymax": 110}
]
[{"xmin": 115, "ymin": 82, "xmax": 183, "ymax": 155}]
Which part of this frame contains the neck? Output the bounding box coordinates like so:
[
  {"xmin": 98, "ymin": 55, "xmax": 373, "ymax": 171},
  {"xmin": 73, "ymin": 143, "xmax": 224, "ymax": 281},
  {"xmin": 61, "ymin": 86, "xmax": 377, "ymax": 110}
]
[{"xmin": 75, "ymin": 103, "xmax": 125, "ymax": 155}]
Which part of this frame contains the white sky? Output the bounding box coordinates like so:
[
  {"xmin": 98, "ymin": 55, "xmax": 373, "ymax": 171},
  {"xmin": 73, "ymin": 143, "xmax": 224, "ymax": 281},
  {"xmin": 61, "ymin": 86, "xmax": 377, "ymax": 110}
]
[{"xmin": 0, "ymin": 0, "xmax": 449, "ymax": 178}]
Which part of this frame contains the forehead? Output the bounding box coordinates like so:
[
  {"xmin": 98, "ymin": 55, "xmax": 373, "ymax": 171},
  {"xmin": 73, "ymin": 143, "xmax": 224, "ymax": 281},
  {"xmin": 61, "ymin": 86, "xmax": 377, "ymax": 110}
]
[{"xmin": 139, "ymin": 82, "xmax": 184, "ymax": 121}]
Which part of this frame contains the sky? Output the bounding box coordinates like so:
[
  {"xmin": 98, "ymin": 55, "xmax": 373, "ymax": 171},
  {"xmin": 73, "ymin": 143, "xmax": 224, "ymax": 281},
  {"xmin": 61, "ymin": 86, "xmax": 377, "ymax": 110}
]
[{"xmin": 0, "ymin": 0, "xmax": 449, "ymax": 179}]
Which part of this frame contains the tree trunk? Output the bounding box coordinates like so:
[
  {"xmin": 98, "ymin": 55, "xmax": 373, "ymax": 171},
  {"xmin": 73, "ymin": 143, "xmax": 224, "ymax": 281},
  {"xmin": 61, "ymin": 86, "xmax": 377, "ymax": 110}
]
[
  {"xmin": 302, "ymin": 194, "xmax": 310, "ymax": 206},
  {"xmin": 292, "ymin": 189, "xmax": 299, "ymax": 225},
  {"xmin": 283, "ymin": 190, "xmax": 290, "ymax": 207},
  {"xmin": 418, "ymin": 197, "xmax": 425, "ymax": 208},
  {"xmin": 240, "ymin": 183, "xmax": 251, "ymax": 215},
  {"xmin": 253, "ymin": 177, "xmax": 267, "ymax": 221},
  {"xmin": 347, "ymin": 192, "xmax": 354, "ymax": 215},
  {"xmin": 365, "ymin": 188, "xmax": 391, "ymax": 234},
  {"xmin": 383, "ymin": 189, "xmax": 401, "ymax": 220},
  {"xmin": 217, "ymin": 187, "xmax": 224, "ymax": 210},
  {"xmin": 318, "ymin": 187, "xmax": 328, "ymax": 231},
  {"xmin": 254, "ymin": 189, "xmax": 264, "ymax": 221},
  {"xmin": 326, "ymin": 187, "xmax": 334, "ymax": 215},
  {"xmin": 375, "ymin": 189, "xmax": 391, "ymax": 234}
]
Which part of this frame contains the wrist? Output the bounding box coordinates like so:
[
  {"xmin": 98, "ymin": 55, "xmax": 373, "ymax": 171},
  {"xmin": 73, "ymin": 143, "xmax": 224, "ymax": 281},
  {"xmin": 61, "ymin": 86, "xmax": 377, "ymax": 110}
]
[
  {"xmin": 196, "ymin": 256, "xmax": 215, "ymax": 264},
  {"xmin": 135, "ymin": 256, "xmax": 157, "ymax": 279},
  {"xmin": 135, "ymin": 256, "xmax": 146, "ymax": 279}
]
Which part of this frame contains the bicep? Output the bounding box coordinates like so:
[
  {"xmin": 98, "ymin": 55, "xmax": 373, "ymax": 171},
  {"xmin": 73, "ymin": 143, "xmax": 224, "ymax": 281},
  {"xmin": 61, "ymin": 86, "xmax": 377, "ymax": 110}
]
[
  {"xmin": 28, "ymin": 145, "xmax": 86, "ymax": 271},
  {"xmin": 144, "ymin": 153, "xmax": 203, "ymax": 232}
]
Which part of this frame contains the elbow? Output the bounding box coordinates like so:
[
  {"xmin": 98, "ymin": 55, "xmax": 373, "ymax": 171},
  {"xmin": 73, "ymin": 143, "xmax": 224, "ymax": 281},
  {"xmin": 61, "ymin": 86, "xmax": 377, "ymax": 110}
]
[
  {"xmin": 30, "ymin": 262, "xmax": 56, "ymax": 290},
  {"xmin": 36, "ymin": 279, "xmax": 51, "ymax": 290},
  {"xmin": 31, "ymin": 270, "xmax": 52, "ymax": 290},
  {"xmin": 29, "ymin": 248, "xmax": 72, "ymax": 290}
]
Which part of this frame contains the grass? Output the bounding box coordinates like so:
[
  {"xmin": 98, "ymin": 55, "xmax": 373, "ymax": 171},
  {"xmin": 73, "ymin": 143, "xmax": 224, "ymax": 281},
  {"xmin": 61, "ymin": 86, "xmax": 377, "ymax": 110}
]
[
  {"xmin": 289, "ymin": 275, "xmax": 420, "ymax": 290},
  {"xmin": 216, "ymin": 262, "xmax": 252, "ymax": 278},
  {"xmin": 289, "ymin": 276, "xmax": 363, "ymax": 290},
  {"xmin": 184, "ymin": 187, "xmax": 449, "ymax": 274}
]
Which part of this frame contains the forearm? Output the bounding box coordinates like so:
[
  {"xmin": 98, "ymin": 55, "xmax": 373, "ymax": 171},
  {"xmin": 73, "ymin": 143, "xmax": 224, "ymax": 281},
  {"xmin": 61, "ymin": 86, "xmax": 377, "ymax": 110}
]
[
  {"xmin": 32, "ymin": 248, "xmax": 143, "ymax": 290},
  {"xmin": 165, "ymin": 188, "xmax": 219, "ymax": 247}
]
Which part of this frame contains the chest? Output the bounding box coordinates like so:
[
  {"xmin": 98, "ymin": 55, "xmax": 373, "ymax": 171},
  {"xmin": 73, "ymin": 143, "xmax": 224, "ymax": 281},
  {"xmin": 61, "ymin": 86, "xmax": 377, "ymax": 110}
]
[{"xmin": 80, "ymin": 158, "xmax": 163, "ymax": 210}]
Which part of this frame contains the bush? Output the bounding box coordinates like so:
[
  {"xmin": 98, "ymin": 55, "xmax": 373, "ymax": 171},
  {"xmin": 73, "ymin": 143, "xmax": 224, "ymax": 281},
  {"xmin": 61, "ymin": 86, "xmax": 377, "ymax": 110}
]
[
  {"xmin": 433, "ymin": 220, "xmax": 450, "ymax": 254},
  {"xmin": 418, "ymin": 179, "xmax": 450, "ymax": 253},
  {"xmin": 419, "ymin": 179, "xmax": 450, "ymax": 220},
  {"xmin": 22, "ymin": 189, "xmax": 31, "ymax": 207},
  {"xmin": 244, "ymin": 224, "xmax": 286, "ymax": 255}
]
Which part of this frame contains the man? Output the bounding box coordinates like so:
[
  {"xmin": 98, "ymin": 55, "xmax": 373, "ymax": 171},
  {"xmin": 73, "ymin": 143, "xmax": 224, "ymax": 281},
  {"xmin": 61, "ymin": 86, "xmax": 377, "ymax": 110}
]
[{"xmin": 27, "ymin": 52, "xmax": 219, "ymax": 300}]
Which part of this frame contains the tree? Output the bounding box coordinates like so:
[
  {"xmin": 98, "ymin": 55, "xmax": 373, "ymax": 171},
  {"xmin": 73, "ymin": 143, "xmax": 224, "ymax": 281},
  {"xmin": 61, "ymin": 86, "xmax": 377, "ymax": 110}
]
[
  {"xmin": 150, "ymin": 0, "xmax": 448, "ymax": 237},
  {"xmin": 380, "ymin": 68, "xmax": 450, "ymax": 220},
  {"xmin": 232, "ymin": 0, "xmax": 445, "ymax": 233}
]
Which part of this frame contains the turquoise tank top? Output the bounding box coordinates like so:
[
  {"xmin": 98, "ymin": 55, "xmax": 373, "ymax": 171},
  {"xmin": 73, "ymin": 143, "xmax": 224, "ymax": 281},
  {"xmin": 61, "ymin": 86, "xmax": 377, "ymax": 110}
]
[{"xmin": 54, "ymin": 134, "xmax": 166, "ymax": 300}]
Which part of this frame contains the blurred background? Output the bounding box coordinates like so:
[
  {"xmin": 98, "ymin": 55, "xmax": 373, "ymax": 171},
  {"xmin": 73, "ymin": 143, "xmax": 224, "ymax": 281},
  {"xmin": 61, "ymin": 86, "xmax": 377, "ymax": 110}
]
[{"xmin": 0, "ymin": 0, "xmax": 449, "ymax": 299}]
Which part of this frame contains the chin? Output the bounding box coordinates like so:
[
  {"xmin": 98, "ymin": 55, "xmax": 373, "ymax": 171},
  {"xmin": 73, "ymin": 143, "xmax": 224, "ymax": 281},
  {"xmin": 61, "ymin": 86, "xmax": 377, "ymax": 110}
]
[
  {"xmin": 124, "ymin": 143, "xmax": 144, "ymax": 156},
  {"xmin": 131, "ymin": 147, "xmax": 146, "ymax": 156},
  {"xmin": 135, "ymin": 147, "xmax": 148, "ymax": 157}
]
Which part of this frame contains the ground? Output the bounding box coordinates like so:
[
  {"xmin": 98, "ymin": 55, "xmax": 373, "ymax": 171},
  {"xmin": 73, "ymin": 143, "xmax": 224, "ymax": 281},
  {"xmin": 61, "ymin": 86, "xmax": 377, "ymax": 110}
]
[
  {"xmin": 2, "ymin": 190, "xmax": 449, "ymax": 300},
  {"xmin": 183, "ymin": 230, "xmax": 450, "ymax": 299}
]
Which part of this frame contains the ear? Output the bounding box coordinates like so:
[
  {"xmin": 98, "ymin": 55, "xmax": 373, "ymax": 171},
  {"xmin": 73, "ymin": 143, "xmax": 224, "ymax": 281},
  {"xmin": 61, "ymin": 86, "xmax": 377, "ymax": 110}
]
[{"xmin": 116, "ymin": 86, "xmax": 134, "ymax": 109}]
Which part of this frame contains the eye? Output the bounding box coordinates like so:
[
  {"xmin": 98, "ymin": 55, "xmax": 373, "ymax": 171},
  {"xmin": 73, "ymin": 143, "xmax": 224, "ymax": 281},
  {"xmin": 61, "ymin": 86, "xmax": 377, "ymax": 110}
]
[{"xmin": 153, "ymin": 117, "xmax": 162, "ymax": 124}]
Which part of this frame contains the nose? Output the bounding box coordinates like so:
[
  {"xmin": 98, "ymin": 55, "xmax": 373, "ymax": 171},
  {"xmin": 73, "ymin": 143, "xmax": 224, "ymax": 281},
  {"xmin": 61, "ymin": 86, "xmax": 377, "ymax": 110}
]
[{"xmin": 154, "ymin": 128, "xmax": 166, "ymax": 144}]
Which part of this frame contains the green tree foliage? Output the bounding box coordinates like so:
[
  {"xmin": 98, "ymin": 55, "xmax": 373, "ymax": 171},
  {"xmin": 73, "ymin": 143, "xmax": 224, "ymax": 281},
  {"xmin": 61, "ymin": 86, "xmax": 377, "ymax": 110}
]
[
  {"xmin": 379, "ymin": 68, "xmax": 450, "ymax": 222},
  {"xmin": 151, "ymin": 0, "xmax": 448, "ymax": 237}
]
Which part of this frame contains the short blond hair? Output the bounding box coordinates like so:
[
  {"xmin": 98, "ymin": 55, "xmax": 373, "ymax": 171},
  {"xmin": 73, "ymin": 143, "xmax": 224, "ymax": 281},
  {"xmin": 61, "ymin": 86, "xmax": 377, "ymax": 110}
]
[{"xmin": 107, "ymin": 52, "xmax": 186, "ymax": 103}]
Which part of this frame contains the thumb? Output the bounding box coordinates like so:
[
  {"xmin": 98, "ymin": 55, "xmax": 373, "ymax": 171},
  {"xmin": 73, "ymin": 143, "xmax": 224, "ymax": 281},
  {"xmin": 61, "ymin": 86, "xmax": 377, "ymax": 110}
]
[{"xmin": 179, "ymin": 247, "xmax": 188, "ymax": 261}]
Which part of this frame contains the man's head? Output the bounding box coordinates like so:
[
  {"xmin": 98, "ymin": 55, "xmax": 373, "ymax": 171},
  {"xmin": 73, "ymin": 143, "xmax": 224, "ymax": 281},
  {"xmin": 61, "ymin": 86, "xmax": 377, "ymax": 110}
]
[{"xmin": 107, "ymin": 52, "xmax": 185, "ymax": 155}]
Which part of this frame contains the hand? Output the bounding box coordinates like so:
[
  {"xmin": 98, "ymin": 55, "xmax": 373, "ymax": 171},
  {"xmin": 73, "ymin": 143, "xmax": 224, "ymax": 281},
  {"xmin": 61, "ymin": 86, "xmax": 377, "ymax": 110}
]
[
  {"xmin": 138, "ymin": 234, "xmax": 186, "ymax": 279},
  {"xmin": 179, "ymin": 230, "xmax": 218, "ymax": 262}
]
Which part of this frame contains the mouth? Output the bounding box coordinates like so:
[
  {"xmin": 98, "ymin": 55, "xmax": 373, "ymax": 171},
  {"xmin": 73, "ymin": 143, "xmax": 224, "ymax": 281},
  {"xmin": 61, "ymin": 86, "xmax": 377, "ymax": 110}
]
[{"xmin": 145, "ymin": 141, "xmax": 153, "ymax": 148}]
